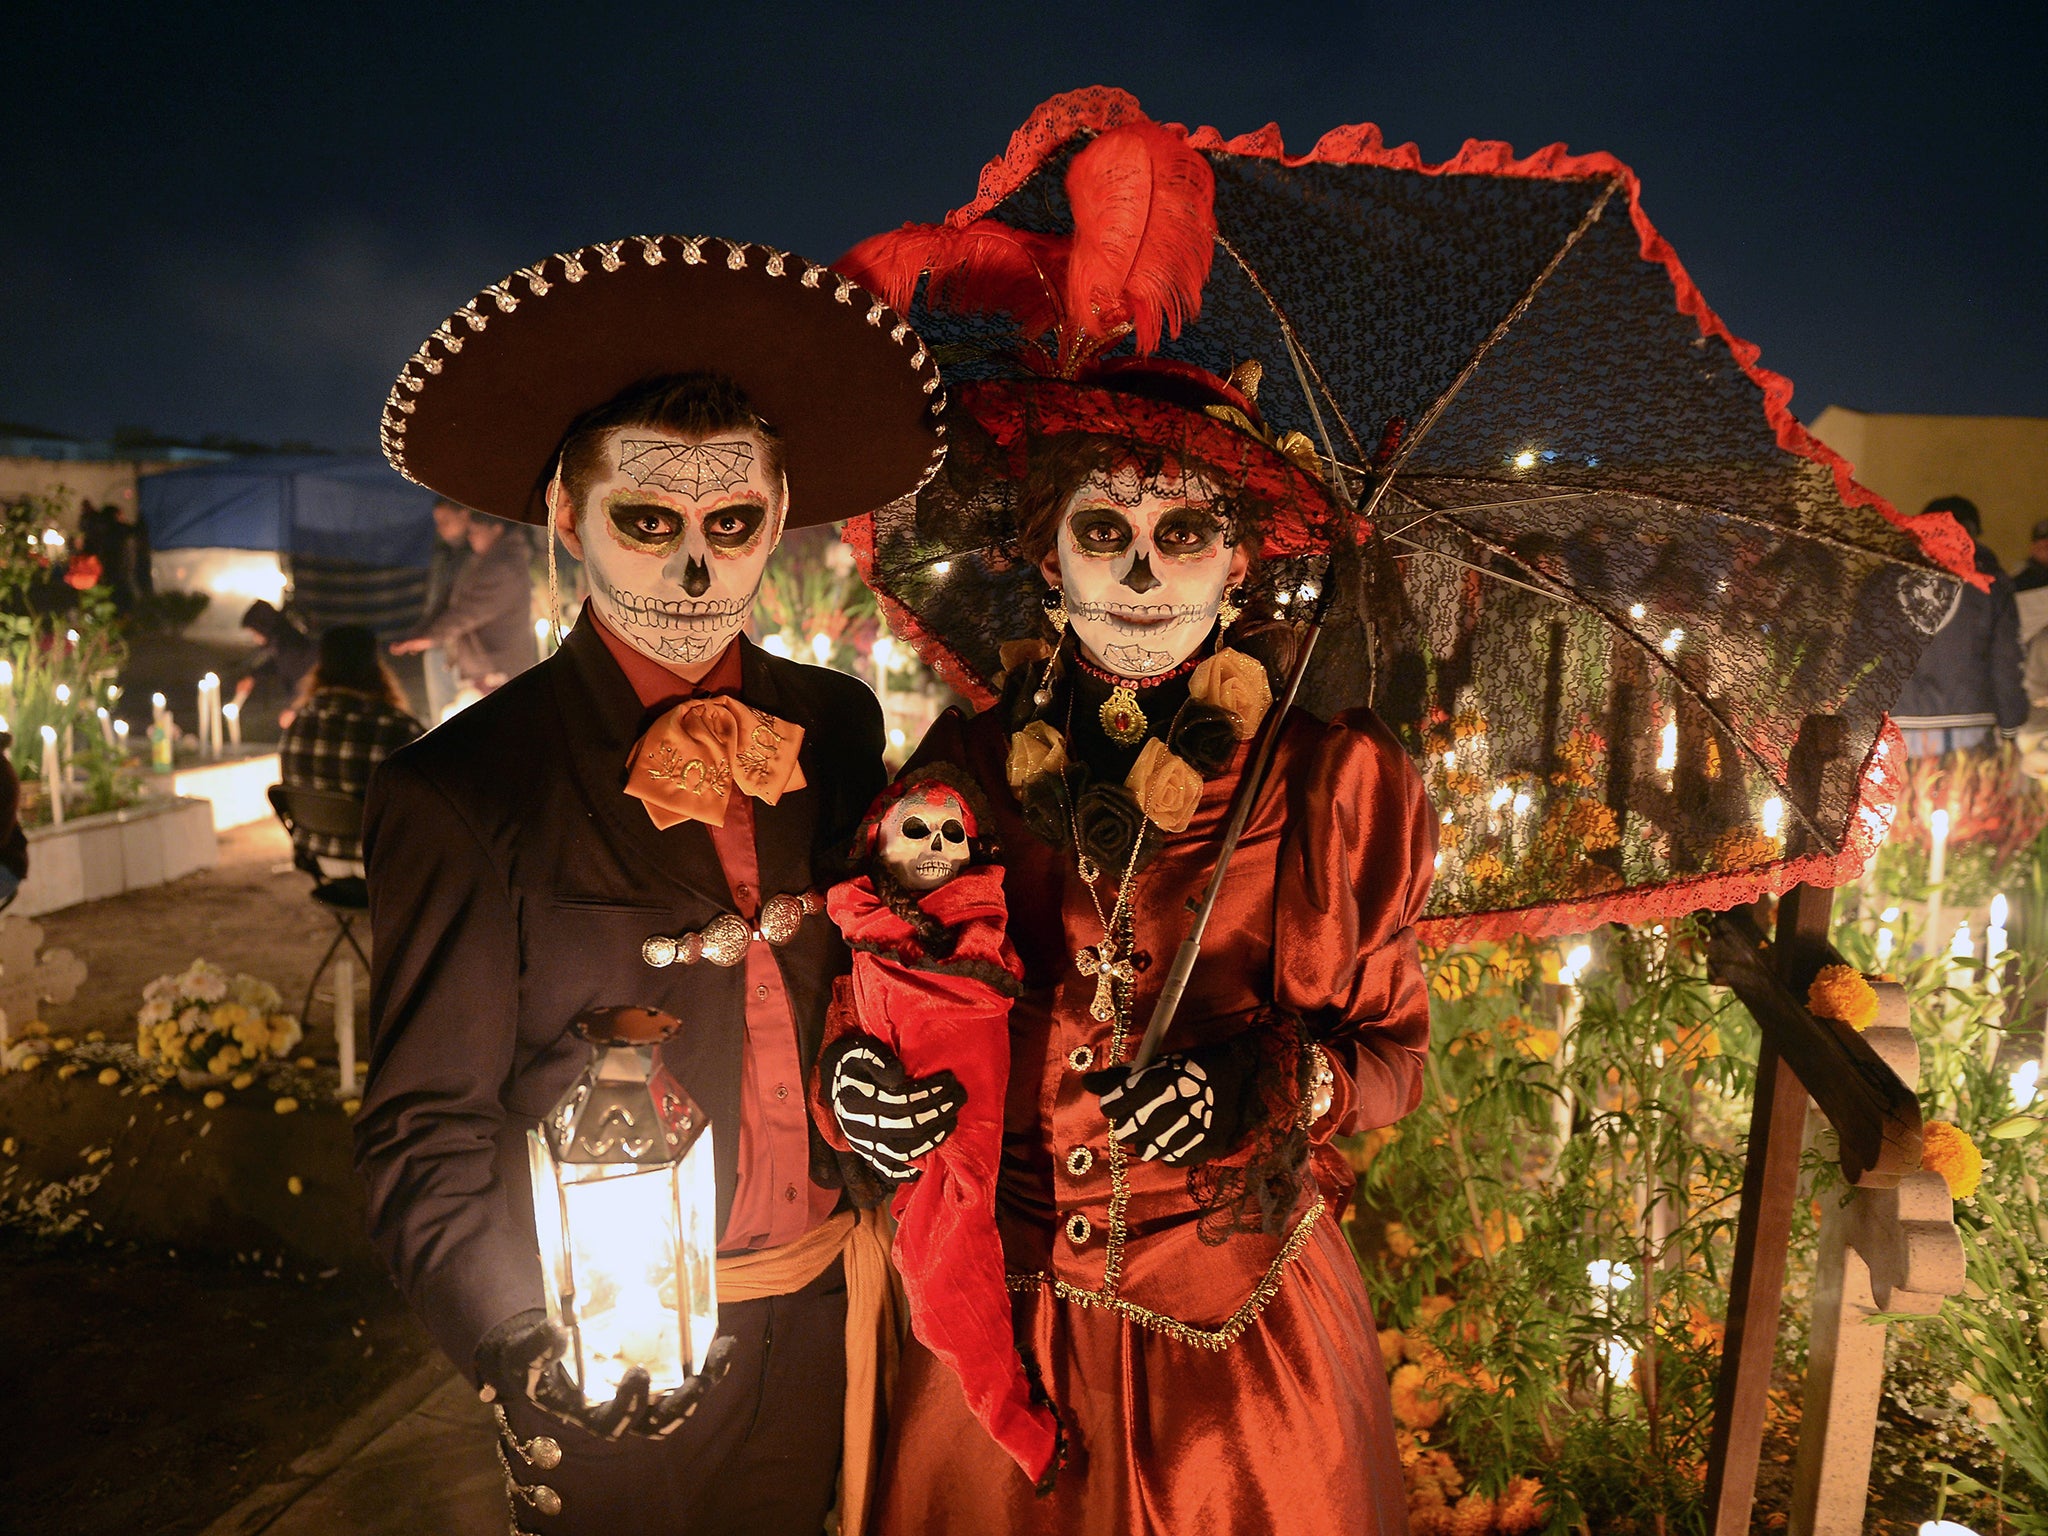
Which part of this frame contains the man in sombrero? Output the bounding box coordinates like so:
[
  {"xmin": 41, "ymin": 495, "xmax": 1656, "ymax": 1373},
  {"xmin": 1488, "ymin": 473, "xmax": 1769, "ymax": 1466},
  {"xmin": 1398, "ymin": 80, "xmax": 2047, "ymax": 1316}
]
[{"xmin": 353, "ymin": 234, "xmax": 960, "ymax": 1536}]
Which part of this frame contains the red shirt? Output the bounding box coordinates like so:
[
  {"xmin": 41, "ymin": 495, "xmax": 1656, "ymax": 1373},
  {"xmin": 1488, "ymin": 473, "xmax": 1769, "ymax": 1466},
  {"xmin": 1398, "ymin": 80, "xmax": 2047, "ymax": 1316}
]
[{"xmin": 588, "ymin": 609, "xmax": 838, "ymax": 1253}]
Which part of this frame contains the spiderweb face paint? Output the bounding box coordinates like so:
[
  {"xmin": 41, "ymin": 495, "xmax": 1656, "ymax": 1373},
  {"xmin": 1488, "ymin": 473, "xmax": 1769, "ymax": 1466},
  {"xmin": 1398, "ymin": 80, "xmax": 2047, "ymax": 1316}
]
[
  {"xmin": 1055, "ymin": 463, "xmax": 1235, "ymax": 678},
  {"xmin": 576, "ymin": 426, "xmax": 784, "ymax": 668}
]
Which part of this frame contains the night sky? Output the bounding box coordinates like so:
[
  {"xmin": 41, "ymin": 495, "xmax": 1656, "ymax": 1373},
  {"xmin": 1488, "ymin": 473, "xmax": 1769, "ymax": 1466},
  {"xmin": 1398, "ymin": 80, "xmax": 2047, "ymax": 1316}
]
[{"xmin": 7, "ymin": 1, "xmax": 2042, "ymax": 451}]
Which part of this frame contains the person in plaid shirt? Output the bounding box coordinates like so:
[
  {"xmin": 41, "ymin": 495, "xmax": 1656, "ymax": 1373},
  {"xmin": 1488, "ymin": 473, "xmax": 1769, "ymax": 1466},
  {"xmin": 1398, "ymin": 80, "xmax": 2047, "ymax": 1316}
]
[{"xmin": 278, "ymin": 625, "xmax": 424, "ymax": 870}]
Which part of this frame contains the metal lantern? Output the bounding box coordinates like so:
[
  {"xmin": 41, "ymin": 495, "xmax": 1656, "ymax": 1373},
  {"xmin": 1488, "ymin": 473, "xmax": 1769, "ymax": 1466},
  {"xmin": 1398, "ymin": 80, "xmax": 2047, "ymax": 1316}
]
[{"xmin": 527, "ymin": 1006, "xmax": 718, "ymax": 1402}]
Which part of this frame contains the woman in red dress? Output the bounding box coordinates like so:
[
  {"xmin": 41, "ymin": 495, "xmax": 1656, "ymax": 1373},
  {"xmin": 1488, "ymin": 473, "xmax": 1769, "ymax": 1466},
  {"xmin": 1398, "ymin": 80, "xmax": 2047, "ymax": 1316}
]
[{"xmin": 837, "ymin": 117, "xmax": 1437, "ymax": 1536}]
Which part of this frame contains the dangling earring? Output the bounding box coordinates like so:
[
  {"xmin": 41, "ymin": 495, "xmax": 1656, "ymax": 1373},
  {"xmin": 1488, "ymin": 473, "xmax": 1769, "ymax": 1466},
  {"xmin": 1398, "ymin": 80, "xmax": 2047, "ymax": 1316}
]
[
  {"xmin": 1217, "ymin": 584, "xmax": 1244, "ymax": 633},
  {"xmin": 1043, "ymin": 586, "xmax": 1068, "ymax": 637},
  {"xmin": 1035, "ymin": 587, "xmax": 1067, "ymax": 709}
]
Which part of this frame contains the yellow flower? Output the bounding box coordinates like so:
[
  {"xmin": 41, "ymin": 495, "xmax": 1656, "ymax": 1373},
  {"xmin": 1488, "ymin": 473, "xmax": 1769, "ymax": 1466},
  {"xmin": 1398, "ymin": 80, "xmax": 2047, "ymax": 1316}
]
[
  {"xmin": 274, "ymin": 1096, "xmax": 300, "ymax": 1115},
  {"xmin": 1384, "ymin": 1221, "xmax": 1418, "ymax": 1259},
  {"xmin": 1378, "ymin": 1326, "xmax": 1406, "ymax": 1371},
  {"xmin": 1125, "ymin": 739, "xmax": 1204, "ymax": 834},
  {"xmin": 1389, "ymin": 1363, "xmax": 1445, "ymax": 1429},
  {"xmin": 286, "ymin": 1175, "xmax": 304, "ymax": 1196},
  {"xmin": 96, "ymin": 1067, "xmax": 121, "ymax": 1087},
  {"xmin": 231, "ymin": 1071, "xmax": 255, "ymax": 1091},
  {"xmin": 1448, "ymin": 1493, "xmax": 1494, "ymax": 1536},
  {"xmin": 202, "ymin": 1090, "xmax": 226, "ymax": 1109},
  {"xmin": 1921, "ymin": 1121, "xmax": 1983, "ymax": 1200},
  {"xmin": 1807, "ymin": 964, "xmax": 1879, "ymax": 1031},
  {"xmin": 57, "ymin": 1063, "xmax": 82, "ymax": 1080},
  {"xmin": 17, "ymin": 1053, "xmax": 46, "ymax": 1072},
  {"xmin": 1188, "ymin": 648, "xmax": 1272, "ymax": 739},
  {"xmin": 342, "ymin": 1097, "xmax": 361, "ymax": 1115},
  {"xmin": 1515, "ymin": 1026, "xmax": 1561, "ymax": 1060},
  {"xmin": 1005, "ymin": 721, "xmax": 1067, "ymax": 790},
  {"xmin": 1494, "ymin": 1476, "xmax": 1550, "ymax": 1535}
]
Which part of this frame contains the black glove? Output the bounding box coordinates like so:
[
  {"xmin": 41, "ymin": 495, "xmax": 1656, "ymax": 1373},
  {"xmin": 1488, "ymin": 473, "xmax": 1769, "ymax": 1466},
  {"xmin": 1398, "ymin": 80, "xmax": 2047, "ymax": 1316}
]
[
  {"xmin": 475, "ymin": 1308, "xmax": 736, "ymax": 1441},
  {"xmin": 825, "ymin": 1031, "xmax": 965, "ymax": 1184},
  {"xmin": 1085, "ymin": 1044, "xmax": 1250, "ymax": 1166}
]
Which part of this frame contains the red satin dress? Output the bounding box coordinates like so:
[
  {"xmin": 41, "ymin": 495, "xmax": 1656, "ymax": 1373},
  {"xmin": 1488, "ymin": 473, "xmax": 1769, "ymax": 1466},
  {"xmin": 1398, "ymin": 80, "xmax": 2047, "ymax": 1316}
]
[{"xmin": 878, "ymin": 704, "xmax": 1436, "ymax": 1536}]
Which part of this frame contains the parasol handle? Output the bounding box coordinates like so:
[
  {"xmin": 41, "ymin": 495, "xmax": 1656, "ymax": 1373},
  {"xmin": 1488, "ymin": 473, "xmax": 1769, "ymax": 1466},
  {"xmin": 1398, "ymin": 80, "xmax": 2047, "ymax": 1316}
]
[{"xmin": 1127, "ymin": 601, "xmax": 1330, "ymax": 1072}]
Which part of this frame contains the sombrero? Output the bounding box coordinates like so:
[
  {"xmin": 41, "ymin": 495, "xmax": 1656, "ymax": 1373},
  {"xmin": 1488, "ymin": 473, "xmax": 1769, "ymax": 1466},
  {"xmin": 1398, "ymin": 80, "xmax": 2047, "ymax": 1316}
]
[{"xmin": 380, "ymin": 234, "xmax": 946, "ymax": 530}]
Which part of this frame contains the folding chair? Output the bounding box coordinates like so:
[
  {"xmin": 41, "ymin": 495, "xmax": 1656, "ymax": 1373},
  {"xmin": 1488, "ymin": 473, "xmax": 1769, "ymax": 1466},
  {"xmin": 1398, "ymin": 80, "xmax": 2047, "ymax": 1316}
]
[{"xmin": 267, "ymin": 784, "xmax": 373, "ymax": 1026}]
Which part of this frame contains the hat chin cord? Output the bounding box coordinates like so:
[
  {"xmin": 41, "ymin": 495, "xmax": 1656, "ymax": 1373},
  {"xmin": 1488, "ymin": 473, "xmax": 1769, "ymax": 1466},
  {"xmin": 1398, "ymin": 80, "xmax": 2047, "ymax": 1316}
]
[{"xmin": 544, "ymin": 458, "xmax": 566, "ymax": 650}]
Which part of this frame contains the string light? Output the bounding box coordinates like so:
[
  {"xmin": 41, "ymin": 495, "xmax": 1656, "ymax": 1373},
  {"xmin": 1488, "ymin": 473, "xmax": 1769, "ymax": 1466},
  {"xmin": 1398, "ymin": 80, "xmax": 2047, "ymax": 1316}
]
[
  {"xmin": 1514, "ymin": 450, "xmax": 1537, "ymax": 470},
  {"xmin": 931, "ymin": 560, "xmax": 952, "ymax": 575},
  {"xmin": 1661, "ymin": 627, "xmax": 1685, "ymax": 655},
  {"xmin": 1629, "ymin": 603, "xmax": 1646, "ymax": 620}
]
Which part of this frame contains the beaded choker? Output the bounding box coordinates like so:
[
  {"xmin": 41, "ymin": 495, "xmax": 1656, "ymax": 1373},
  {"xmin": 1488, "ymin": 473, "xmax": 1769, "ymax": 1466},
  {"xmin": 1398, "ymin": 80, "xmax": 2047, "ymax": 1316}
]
[{"xmin": 1072, "ymin": 651, "xmax": 1201, "ymax": 745}]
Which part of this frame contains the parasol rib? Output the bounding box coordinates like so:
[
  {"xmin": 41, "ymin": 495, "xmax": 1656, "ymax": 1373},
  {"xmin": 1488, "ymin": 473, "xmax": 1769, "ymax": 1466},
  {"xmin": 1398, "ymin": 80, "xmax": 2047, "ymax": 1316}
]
[
  {"xmin": 1213, "ymin": 230, "xmax": 1370, "ymax": 467},
  {"xmin": 1419, "ymin": 509, "xmax": 1835, "ymax": 850},
  {"xmin": 1132, "ymin": 178, "xmax": 1620, "ymax": 1072},
  {"xmin": 1361, "ymin": 178, "xmax": 1621, "ymax": 527}
]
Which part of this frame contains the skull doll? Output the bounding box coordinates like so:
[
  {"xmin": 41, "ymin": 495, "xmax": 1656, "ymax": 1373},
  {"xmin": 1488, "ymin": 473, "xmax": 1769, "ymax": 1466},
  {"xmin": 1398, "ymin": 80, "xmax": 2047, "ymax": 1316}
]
[
  {"xmin": 877, "ymin": 791, "xmax": 973, "ymax": 892},
  {"xmin": 817, "ymin": 764, "xmax": 1061, "ymax": 1486}
]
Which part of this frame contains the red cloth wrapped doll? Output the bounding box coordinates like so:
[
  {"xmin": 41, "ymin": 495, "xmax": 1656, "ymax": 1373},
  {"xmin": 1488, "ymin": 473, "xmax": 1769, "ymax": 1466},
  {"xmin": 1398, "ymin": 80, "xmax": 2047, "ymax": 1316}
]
[{"xmin": 817, "ymin": 766, "xmax": 1061, "ymax": 1488}]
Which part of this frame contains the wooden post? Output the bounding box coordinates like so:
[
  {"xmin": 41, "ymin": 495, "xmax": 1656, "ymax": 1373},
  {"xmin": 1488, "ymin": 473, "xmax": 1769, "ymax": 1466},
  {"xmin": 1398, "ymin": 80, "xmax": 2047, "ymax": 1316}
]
[
  {"xmin": 1702, "ymin": 1036, "xmax": 1809, "ymax": 1535},
  {"xmin": 1789, "ymin": 988, "xmax": 1963, "ymax": 1536}
]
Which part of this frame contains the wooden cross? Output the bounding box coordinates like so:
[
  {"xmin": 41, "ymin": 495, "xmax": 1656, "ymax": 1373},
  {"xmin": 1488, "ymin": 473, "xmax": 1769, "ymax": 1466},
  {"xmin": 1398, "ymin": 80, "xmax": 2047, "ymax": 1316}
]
[{"xmin": 1074, "ymin": 941, "xmax": 1135, "ymax": 1023}]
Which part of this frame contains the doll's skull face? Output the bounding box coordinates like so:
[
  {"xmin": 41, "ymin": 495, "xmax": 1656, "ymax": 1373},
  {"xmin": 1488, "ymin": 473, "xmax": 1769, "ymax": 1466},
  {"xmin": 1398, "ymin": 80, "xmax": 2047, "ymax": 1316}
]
[
  {"xmin": 879, "ymin": 791, "xmax": 972, "ymax": 891},
  {"xmin": 559, "ymin": 425, "xmax": 786, "ymax": 672},
  {"xmin": 1046, "ymin": 459, "xmax": 1249, "ymax": 678}
]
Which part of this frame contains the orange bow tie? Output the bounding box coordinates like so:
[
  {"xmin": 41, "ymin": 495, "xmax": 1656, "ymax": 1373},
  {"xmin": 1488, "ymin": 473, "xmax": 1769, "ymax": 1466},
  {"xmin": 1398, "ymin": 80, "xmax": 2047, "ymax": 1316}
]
[{"xmin": 624, "ymin": 696, "xmax": 807, "ymax": 830}]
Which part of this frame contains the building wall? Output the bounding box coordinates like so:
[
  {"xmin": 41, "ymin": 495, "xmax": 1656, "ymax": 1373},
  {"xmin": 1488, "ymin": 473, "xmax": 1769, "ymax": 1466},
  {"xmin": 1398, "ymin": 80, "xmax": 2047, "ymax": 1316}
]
[
  {"xmin": 0, "ymin": 456, "xmax": 186, "ymax": 525},
  {"xmin": 1809, "ymin": 408, "xmax": 2048, "ymax": 571}
]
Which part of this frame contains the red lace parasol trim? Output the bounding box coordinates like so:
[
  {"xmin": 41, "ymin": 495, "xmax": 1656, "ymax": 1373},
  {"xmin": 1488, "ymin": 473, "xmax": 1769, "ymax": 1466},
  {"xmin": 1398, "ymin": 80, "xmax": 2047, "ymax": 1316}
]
[
  {"xmin": 1414, "ymin": 717, "xmax": 1906, "ymax": 944},
  {"xmin": 946, "ymin": 86, "xmax": 1984, "ymax": 593}
]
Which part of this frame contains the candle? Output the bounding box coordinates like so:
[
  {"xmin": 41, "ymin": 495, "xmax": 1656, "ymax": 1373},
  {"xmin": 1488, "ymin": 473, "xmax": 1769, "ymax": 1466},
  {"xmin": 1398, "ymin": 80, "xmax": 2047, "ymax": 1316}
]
[
  {"xmin": 114, "ymin": 718, "xmax": 129, "ymax": 754},
  {"xmin": 96, "ymin": 707, "xmax": 115, "ymax": 747},
  {"xmin": 1924, "ymin": 808, "xmax": 1950, "ymax": 957},
  {"xmin": 197, "ymin": 674, "xmax": 221, "ymax": 759},
  {"xmin": 39, "ymin": 725, "xmax": 61, "ymax": 826},
  {"xmin": 223, "ymin": 699, "xmax": 241, "ymax": 748},
  {"xmin": 335, "ymin": 957, "xmax": 357, "ymax": 1094},
  {"xmin": 149, "ymin": 692, "xmax": 173, "ymax": 772},
  {"xmin": 1987, "ymin": 893, "xmax": 2008, "ymax": 961}
]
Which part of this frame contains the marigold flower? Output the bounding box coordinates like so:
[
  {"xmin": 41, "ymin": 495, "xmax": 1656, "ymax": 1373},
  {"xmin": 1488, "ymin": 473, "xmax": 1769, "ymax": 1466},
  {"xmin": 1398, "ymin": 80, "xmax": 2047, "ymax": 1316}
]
[
  {"xmin": 1807, "ymin": 964, "xmax": 1878, "ymax": 1031},
  {"xmin": 1413, "ymin": 1293, "xmax": 1454, "ymax": 1327},
  {"xmin": 1448, "ymin": 1493, "xmax": 1494, "ymax": 1536},
  {"xmin": 96, "ymin": 1067, "xmax": 120, "ymax": 1087},
  {"xmin": 1515, "ymin": 1026, "xmax": 1561, "ymax": 1060},
  {"xmin": 1463, "ymin": 852, "xmax": 1507, "ymax": 886},
  {"xmin": 1378, "ymin": 1326, "xmax": 1406, "ymax": 1371},
  {"xmin": 1124, "ymin": 738, "xmax": 1204, "ymax": 833},
  {"xmin": 1389, "ymin": 1362, "xmax": 1445, "ymax": 1429},
  {"xmin": 274, "ymin": 1096, "xmax": 300, "ymax": 1115},
  {"xmin": 231, "ymin": 1071, "xmax": 255, "ymax": 1090},
  {"xmin": 1921, "ymin": 1121, "xmax": 1983, "ymax": 1200},
  {"xmin": 1494, "ymin": 1475, "xmax": 1550, "ymax": 1534},
  {"xmin": 202, "ymin": 1090, "xmax": 225, "ymax": 1109},
  {"xmin": 1384, "ymin": 1221, "xmax": 1418, "ymax": 1259}
]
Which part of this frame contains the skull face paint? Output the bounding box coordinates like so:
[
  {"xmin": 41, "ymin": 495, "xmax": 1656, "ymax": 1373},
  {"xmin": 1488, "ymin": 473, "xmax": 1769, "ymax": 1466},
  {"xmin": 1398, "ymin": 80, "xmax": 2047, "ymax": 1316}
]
[
  {"xmin": 564, "ymin": 425, "xmax": 784, "ymax": 672},
  {"xmin": 1049, "ymin": 461, "xmax": 1245, "ymax": 679},
  {"xmin": 878, "ymin": 790, "xmax": 972, "ymax": 891}
]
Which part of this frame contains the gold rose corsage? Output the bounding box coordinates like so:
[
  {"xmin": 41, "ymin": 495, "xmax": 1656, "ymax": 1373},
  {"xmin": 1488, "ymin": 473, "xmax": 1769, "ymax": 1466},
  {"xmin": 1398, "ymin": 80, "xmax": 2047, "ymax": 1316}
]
[
  {"xmin": 1006, "ymin": 720, "xmax": 1068, "ymax": 791},
  {"xmin": 1124, "ymin": 738, "xmax": 1205, "ymax": 834},
  {"xmin": 1188, "ymin": 648, "xmax": 1273, "ymax": 740}
]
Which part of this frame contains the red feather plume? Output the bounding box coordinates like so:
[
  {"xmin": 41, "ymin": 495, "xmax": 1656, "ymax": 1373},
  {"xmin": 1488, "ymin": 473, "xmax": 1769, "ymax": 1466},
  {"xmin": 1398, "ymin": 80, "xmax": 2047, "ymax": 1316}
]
[
  {"xmin": 1062, "ymin": 121, "xmax": 1216, "ymax": 358},
  {"xmin": 839, "ymin": 222, "xmax": 1068, "ymax": 343}
]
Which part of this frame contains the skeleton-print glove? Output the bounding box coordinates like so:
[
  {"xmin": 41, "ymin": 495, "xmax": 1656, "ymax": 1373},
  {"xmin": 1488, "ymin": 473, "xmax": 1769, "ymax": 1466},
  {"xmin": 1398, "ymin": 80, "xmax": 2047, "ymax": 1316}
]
[
  {"xmin": 824, "ymin": 1031, "xmax": 965, "ymax": 1184},
  {"xmin": 475, "ymin": 1308, "xmax": 737, "ymax": 1441},
  {"xmin": 1084, "ymin": 1042, "xmax": 1251, "ymax": 1166}
]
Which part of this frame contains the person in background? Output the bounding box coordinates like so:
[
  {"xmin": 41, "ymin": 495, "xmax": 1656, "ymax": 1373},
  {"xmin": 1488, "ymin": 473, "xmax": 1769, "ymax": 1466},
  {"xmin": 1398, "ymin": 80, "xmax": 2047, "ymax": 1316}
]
[
  {"xmin": 2012, "ymin": 517, "xmax": 2048, "ymax": 593},
  {"xmin": 1893, "ymin": 495, "xmax": 2028, "ymax": 757},
  {"xmin": 277, "ymin": 625, "xmax": 422, "ymax": 872},
  {"xmin": 414, "ymin": 500, "xmax": 473, "ymax": 722},
  {"xmin": 389, "ymin": 511, "xmax": 536, "ymax": 699},
  {"xmin": 234, "ymin": 599, "xmax": 319, "ymax": 730},
  {"xmin": 0, "ymin": 731, "xmax": 25, "ymax": 909},
  {"xmin": 77, "ymin": 496, "xmax": 153, "ymax": 613}
]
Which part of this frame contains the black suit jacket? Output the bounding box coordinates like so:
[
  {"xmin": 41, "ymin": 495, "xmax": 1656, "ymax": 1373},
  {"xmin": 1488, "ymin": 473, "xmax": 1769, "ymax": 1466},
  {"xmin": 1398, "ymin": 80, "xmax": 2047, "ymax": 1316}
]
[{"xmin": 353, "ymin": 612, "xmax": 885, "ymax": 1376}]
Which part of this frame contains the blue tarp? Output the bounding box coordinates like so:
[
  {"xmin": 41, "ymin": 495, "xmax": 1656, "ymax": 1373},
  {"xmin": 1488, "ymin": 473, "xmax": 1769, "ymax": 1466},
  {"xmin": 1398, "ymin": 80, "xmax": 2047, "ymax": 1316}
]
[{"xmin": 139, "ymin": 455, "xmax": 439, "ymax": 568}]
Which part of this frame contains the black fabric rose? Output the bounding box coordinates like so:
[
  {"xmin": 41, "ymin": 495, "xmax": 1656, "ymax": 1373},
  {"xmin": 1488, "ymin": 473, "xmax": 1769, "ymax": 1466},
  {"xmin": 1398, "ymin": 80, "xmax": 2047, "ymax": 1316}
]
[
  {"xmin": 1169, "ymin": 703, "xmax": 1241, "ymax": 777},
  {"xmin": 999, "ymin": 659, "xmax": 1045, "ymax": 732},
  {"xmin": 1073, "ymin": 782, "xmax": 1147, "ymax": 871},
  {"xmin": 1018, "ymin": 766, "xmax": 1077, "ymax": 847}
]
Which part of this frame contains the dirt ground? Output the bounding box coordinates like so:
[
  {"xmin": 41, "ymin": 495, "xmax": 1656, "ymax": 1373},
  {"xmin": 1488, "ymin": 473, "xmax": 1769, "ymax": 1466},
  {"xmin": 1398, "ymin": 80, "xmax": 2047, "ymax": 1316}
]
[
  {"xmin": 1, "ymin": 815, "xmax": 440, "ymax": 1535},
  {"xmin": 36, "ymin": 819, "xmax": 357, "ymax": 1050}
]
